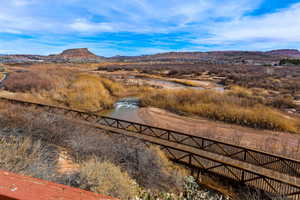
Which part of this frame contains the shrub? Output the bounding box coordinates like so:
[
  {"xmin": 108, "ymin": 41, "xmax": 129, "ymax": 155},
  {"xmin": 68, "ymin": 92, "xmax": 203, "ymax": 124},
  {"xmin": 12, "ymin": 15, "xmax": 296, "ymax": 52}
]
[
  {"xmin": 67, "ymin": 130, "xmax": 186, "ymax": 192},
  {"xmin": 0, "ymin": 136, "xmax": 58, "ymax": 181},
  {"xmin": 268, "ymin": 96, "xmax": 296, "ymax": 109},
  {"xmin": 61, "ymin": 74, "xmax": 114, "ymax": 111},
  {"xmin": 0, "ymin": 65, "xmax": 5, "ymax": 72},
  {"xmin": 77, "ymin": 158, "xmax": 139, "ymax": 199},
  {"xmin": 279, "ymin": 59, "xmax": 300, "ymax": 66},
  {"xmin": 3, "ymin": 71, "xmax": 53, "ymax": 92}
]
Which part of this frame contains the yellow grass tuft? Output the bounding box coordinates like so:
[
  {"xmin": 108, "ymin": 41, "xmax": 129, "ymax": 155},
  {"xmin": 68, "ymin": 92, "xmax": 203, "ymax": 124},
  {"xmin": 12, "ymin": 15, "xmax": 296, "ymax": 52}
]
[
  {"xmin": 78, "ymin": 157, "xmax": 139, "ymax": 199},
  {"xmin": 61, "ymin": 74, "xmax": 114, "ymax": 111},
  {"xmin": 99, "ymin": 77, "xmax": 125, "ymax": 97},
  {"xmin": 171, "ymin": 79, "xmax": 201, "ymax": 87},
  {"xmin": 227, "ymin": 85, "xmax": 253, "ymax": 98}
]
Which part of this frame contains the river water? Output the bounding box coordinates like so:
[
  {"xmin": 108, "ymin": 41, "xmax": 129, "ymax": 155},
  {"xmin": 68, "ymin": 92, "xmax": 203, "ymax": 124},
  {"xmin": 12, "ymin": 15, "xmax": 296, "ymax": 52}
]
[{"xmin": 108, "ymin": 97, "xmax": 144, "ymax": 123}]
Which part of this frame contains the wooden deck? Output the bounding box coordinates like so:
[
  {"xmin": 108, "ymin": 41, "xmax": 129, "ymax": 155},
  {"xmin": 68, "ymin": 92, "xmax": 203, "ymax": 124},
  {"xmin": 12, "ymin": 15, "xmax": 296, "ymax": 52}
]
[{"xmin": 0, "ymin": 170, "xmax": 116, "ymax": 200}]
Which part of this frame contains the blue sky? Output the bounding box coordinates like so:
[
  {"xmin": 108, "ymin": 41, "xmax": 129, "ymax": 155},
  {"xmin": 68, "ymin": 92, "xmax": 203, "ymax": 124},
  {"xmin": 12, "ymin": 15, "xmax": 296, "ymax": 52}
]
[{"xmin": 0, "ymin": 0, "xmax": 299, "ymax": 56}]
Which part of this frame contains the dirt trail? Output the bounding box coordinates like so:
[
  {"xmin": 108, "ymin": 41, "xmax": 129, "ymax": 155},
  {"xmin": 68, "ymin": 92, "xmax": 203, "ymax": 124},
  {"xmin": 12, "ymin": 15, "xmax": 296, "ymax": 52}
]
[{"xmin": 138, "ymin": 107, "xmax": 300, "ymax": 160}]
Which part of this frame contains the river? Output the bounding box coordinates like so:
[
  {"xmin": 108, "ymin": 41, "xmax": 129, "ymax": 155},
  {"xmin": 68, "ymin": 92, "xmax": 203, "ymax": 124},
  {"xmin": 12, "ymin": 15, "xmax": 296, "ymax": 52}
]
[{"xmin": 107, "ymin": 78, "xmax": 225, "ymax": 122}]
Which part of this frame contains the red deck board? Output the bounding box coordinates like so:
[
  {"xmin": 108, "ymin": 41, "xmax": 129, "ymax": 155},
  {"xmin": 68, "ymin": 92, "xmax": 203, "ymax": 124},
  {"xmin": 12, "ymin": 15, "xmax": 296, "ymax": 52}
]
[{"xmin": 0, "ymin": 171, "xmax": 117, "ymax": 200}]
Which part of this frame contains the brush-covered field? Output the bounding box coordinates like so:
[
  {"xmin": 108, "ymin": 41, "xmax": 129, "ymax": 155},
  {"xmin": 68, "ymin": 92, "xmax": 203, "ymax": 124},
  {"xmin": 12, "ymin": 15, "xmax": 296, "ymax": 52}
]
[
  {"xmin": 1, "ymin": 63, "xmax": 299, "ymax": 133},
  {"xmin": 0, "ymin": 62, "xmax": 297, "ymax": 200}
]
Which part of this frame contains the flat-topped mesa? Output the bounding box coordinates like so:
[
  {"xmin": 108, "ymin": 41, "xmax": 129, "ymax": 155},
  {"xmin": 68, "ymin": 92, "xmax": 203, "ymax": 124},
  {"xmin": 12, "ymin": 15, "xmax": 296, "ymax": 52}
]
[
  {"xmin": 59, "ymin": 48, "xmax": 99, "ymax": 59},
  {"xmin": 53, "ymin": 48, "xmax": 105, "ymax": 63}
]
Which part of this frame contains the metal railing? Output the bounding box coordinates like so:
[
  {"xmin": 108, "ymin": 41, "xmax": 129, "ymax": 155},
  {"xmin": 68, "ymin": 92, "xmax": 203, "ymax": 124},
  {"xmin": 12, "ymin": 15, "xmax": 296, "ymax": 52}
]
[{"xmin": 1, "ymin": 96, "xmax": 300, "ymax": 199}]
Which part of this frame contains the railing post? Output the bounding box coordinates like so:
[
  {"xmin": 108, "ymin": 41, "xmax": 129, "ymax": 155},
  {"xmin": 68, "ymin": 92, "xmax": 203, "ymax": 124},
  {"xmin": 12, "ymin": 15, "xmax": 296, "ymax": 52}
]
[
  {"xmin": 241, "ymin": 150, "xmax": 247, "ymax": 182},
  {"xmin": 243, "ymin": 149, "xmax": 247, "ymax": 161},
  {"xmin": 189, "ymin": 154, "xmax": 194, "ymax": 176}
]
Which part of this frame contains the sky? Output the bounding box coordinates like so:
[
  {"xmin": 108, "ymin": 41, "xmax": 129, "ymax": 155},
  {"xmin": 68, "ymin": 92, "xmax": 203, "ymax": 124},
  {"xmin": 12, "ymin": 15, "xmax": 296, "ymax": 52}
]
[{"xmin": 0, "ymin": 0, "xmax": 299, "ymax": 56}]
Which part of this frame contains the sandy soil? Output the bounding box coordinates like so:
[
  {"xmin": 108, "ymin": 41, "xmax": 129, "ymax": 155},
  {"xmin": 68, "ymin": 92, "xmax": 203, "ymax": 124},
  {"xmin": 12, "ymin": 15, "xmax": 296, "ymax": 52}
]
[
  {"xmin": 138, "ymin": 107, "xmax": 300, "ymax": 160},
  {"xmin": 57, "ymin": 150, "xmax": 78, "ymax": 174}
]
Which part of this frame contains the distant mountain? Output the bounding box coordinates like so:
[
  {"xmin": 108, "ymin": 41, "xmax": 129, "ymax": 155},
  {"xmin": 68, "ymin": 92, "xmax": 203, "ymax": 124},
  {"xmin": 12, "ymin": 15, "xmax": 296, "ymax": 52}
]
[
  {"xmin": 110, "ymin": 50, "xmax": 280, "ymax": 65},
  {"xmin": 0, "ymin": 48, "xmax": 299, "ymax": 64},
  {"xmin": 59, "ymin": 48, "xmax": 102, "ymax": 59},
  {"xmin": 265, "ymin": 49, "xmax": 300, "ymax": 58},
  {"xmin": 49, "ymin": 48, "xmax": 106, "ymax": 63}
]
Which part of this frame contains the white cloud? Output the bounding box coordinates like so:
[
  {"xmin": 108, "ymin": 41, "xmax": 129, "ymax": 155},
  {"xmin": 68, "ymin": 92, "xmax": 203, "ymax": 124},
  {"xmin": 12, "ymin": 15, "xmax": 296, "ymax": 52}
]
[
  {"xmin": 197, "ymin": 2, "xmax": 300, "ymax": 46},
  {"xmin": 0, "ymin": 0, "xmax": 299, "ymax": 54},
  {"xmin": 70, "ymin": 19, "xmax": 115, "ymax": 32},
  {"xmin": 0, "ymin": 0, "xmax": 263, "ymax": 34}
]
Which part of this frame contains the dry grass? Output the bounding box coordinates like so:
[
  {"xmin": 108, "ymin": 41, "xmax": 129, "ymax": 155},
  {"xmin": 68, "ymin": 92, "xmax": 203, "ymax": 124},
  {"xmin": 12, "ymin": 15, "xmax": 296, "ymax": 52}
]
[
  {"xmin": 227, "ymin": 85, "xmax": 297, "ymax": 109},
  {"xmin": 77, "ymin": 158, "xmax": 139, "ymax": 199},
  {"xmin": 0, "ymin": 136, "xmax": 58, "ymax": 180},
  {"xmin": 140, "ymin": 89, "xmax": 300, "ymax": 133},
  {"xmin": 68, "ymin": 128, "xmax": 186, "ymax": 192},
  {"xmin": 227, "ymin": 85, "xmax": 254, "ymax": 98},
  {"xmin": 171, "ymin": 79, "xmax": 201, "ymax": 87},
  {"xmin": 59, "ymin": 74, "xmax": 115, "ymax": 111},
  {"xmin": 1, "ymin": 65, "xmax": 127, "ymax": 112},
  {"xmin": 3, "ymin": 71, "xmax": 54, "ymax": 92},
  {"xmin": 100, "ymin": 77, "xmax": 126, "ymax": 97}
]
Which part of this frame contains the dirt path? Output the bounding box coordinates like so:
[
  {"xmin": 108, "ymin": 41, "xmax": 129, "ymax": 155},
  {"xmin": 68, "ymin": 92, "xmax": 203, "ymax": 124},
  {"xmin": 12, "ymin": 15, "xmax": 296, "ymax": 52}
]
[{"xmin": 138, "ymin": 107, "xmax": 300, "ymax": 160}]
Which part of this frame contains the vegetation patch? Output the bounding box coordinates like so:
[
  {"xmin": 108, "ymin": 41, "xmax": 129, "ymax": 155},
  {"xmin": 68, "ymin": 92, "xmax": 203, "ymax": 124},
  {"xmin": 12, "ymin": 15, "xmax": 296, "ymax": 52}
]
[
  {"xmin": 3, "ymin": 71, "xmax": 53, "ymax": 92},
  {"xmin": 280, "ymin": 59, "xmax": 300, "ymax": 66},
  {"xmin": 77, "ymin": 158, "xmax": 139, "ymax": 199},
  {"xmin": 60, "ymin": 74, "xmax": 115, "ymax": 111},
  {"xmin": 0, "ymin": 136, "xmax": 59, "ymax": 181},
  {"xmin": 1, "ymin": 66, "xmax": 128, "ymax": 112},
  {"xmin": 140, "ymin": 89, "xmax": 299, "ymax": 133}
]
